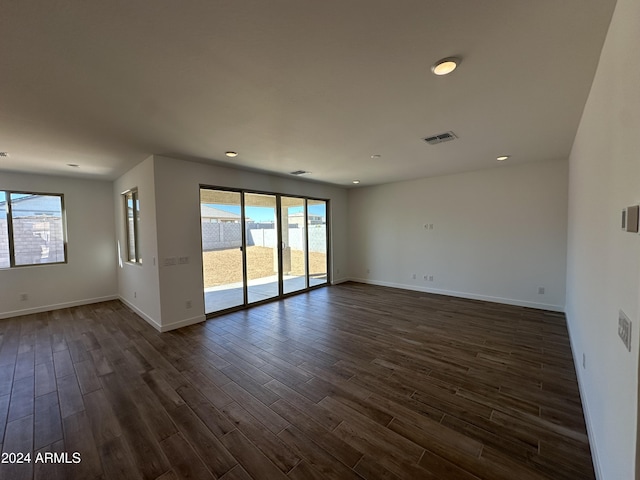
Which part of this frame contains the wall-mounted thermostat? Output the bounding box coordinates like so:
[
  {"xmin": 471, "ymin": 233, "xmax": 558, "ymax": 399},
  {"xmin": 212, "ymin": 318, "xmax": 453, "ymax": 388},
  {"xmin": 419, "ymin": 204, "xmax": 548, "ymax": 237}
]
[{"xmin": 626, "ymin": 205, "xmax": 639, "ymax": 233}]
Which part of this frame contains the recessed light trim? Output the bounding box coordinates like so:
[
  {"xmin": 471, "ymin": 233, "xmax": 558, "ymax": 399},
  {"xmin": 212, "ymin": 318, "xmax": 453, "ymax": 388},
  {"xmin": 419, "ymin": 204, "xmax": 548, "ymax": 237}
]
[
  {"xmin": 67, "ymin": 163, "xmax": 80, "ymax": 167},
  {"xmin": 352, "ymin": 180, "xmax": 361, "ymax": 184},
  {"xmin": 431, "ymin": 57, "xmax": 460, "ymax": 76},
  {"xmin": 497, "ymin": 155, "xmax": 510, "ymax": 161},
  {"xmin": 289, "ymin": 170, "xmax": 311, "ymax": 176},
  {"xmin": 370, "ymin": 154, "xmax": 381, "ymax": 159},
  {"xmin": 225, "ymin": 151, "xmax": 238, "ymax": 158}
]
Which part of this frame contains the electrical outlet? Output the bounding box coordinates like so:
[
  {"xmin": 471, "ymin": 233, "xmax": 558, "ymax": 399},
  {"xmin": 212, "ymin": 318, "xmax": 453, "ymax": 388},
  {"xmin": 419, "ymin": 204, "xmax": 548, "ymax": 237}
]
[
  {"xmin": 185, "ymin": 300, "xmax": 192, "ymax": 309},
  {"xmin": 538, "ymin": 287, "xmax": 545, "ymax": 295},
  {"xmin": 626, "ymin": 205, "xmax": 639, "ymax": 232},
  {"xmin": 134, "ymin": 291, "xmax": 137, "ymax": 299},
  {"xmin": 178, "ymin": 256, "xmax": 189, "ymax": 264},
  {"xmin": 423, "ymin": 275, "xmax": 428, "ymax": 280},
  {"xmin": 366, "ymin": 268, "xmax": 370, "ymax": 274},
  {"xmin": 19, "ymin": 293, "xmax": 28, "ymax": 301},
  {"xmin": 583, "ymin": 353, "xmax": 586, "ymax": 369},
  {"xmin": 428, "ymin": 275, "xmax": 434, "ymax": 282},
  {"xmin": 412, "ymin": 273, "xmax": 416, "ymax": 279},
  {"xmin": 164, "ymin": 257, "xmax": 176, "ymax": 266},
  {"xmin": 619, "ymin": 310, "xmax": 632, "ymax": 352}
]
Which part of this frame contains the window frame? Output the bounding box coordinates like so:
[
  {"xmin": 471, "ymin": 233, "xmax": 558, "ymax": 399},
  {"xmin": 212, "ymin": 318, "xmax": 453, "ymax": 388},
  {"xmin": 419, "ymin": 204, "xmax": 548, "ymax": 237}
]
[
  {"xmin": 123, "ymin": 188, "xmax": 141, "ymax": 264},
  {"xmin": 0, "ymin": 189, "xmax": 68, "ymax": 269}
]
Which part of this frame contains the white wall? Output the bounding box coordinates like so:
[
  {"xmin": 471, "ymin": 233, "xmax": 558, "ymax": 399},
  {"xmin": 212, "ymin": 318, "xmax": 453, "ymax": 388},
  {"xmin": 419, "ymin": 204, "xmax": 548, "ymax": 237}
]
[
  {"xmin": 151, "ymin": 155, "xmax": 349, "ymax": 331},
  {"xmin": 113, "ymin": 156, "xmax": 162, "ymax": 327},
  {"xmin": 565, "ymin": 0, "xmax": 640, "ymax": 477},
  {"xmin": 0, "ymin": 172, "xmax": 117, "ymax": 318},
  {"xmin": 348, "ymin": 159, "xmax": 568, "ymax": 310}
]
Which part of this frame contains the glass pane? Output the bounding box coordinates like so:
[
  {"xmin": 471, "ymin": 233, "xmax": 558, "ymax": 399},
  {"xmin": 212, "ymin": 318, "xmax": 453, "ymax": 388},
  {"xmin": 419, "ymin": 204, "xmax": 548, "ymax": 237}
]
[
  {"xmin": 200, "ymin": 189, "xmax": 244, "ymax": 313},
  {"xmin": 0, "ymin": 192, "xmax": 9, "ymax": 268},
  {"xmin": 281, "ymin": 197, "xmax": 307, "ymax": 294},
  {"xmin": 126, "ymin": 192, "xmax": 136, "ymax": 262},
  {"xmin": 245, "ymin": 193, "xmax": 279, "ymax": 303},
  {"xmin": 11, "ymin": 193, "xmax": 65, "ymax": 266},
  {"xmin": 308, "ymin": 199, "xmax": 327, "ymax": 286},
  {"xmin": 135, "ymin": 193, "xmax": 141, "ymax": 264},
  {"xmin": 125, "ymin": 190, "xmax": 141, "ymax": 263}
]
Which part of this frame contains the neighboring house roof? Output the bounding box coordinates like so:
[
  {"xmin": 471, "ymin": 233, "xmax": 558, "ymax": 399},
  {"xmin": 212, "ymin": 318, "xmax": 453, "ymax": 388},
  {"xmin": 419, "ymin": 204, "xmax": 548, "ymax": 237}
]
[
  {"xmin": 289, "ymin": 212, "xmax": 323, "ymax": 218},
  {"xmin": 288, "ymin": 212, "xmax": 325, "ymax": 223},
  {"xmin": 0, "ymin": 195, "xmax": 62, "ymax": 219},
  {"xmin": 200, "ymin": 205, "xmax": 241, "ymax": 221}
]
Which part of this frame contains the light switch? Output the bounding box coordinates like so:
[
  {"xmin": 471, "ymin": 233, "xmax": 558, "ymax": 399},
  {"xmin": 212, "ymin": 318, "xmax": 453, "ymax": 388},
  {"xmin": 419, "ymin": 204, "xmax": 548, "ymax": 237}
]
[
  {"xmin": 626, "ymin": 205, "xmax": 639, "ymax": 233},
  {"xmin": 619, "ymin": 310, "xmax": 632, "ymax": 352}
]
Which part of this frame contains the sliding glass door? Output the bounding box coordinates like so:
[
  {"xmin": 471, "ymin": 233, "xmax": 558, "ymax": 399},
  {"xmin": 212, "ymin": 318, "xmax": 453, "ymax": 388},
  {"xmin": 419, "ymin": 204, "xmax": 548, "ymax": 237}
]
[
  {"xmin": 200, "ymin": 189, "xmax": 245, "ymax": 313},
  {"xmin": 200, "ymin": 187, "xmax": 328, "ymax": 315},
  {"xmin": 308, "ymin": 199, "xmax": 328, "ymax": 287},
  {"xmin": 281, "ymin": 196, "xmax": 307, "ymax": 294},
  {"xmin": 245, "ymin": 193, "xmax": 279, "ymax": 304}
]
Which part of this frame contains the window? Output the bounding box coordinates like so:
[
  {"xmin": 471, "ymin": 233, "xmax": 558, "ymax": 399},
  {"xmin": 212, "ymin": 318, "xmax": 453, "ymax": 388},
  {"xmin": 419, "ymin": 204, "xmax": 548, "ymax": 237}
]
[
  {"xmin": 0, "ymin": 191, "xmax": 67, "ymax": 268},
  {"xmin": 123, "ymin": 189, "xmax": 141, "ymax": 263}
]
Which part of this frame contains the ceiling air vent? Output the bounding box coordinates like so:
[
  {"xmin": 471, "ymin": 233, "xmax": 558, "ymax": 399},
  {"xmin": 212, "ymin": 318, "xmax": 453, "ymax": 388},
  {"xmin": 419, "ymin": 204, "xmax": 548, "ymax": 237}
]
[
  {"xmin": 423, "ymin": 131, "xmax": 457, "ymax": 145},
  {"xmin": 289, "ymin": 170, "xmax": 311, "ymax": 176}
]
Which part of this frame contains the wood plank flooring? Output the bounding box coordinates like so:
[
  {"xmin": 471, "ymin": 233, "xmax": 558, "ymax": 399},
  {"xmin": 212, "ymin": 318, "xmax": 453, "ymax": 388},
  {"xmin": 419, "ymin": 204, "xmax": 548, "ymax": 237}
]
[{"xmin": 0, "ymin": 282, "xmax": 594, "ymax": 479}]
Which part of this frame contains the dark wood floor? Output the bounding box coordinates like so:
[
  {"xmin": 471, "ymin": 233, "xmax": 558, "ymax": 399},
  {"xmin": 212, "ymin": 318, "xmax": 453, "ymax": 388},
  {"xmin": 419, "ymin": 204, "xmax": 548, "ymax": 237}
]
[{"xmin": 0, "ymin": 282, "xmax": 593, "ymax": 480}]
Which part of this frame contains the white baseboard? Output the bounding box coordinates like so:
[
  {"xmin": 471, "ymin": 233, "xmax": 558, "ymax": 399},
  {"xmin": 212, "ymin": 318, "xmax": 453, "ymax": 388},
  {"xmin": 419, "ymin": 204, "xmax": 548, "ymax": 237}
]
[
  {"xmin": 0, "ymin": 294, "xmax": 119, "ymax": 320},
  {"xmin": 565, "ymin": 314, "xmax": 602, "ymax": 480},
  {"xmin": 118, "ymin": 297, "xmax": 163, "ymax": 331},
  {"xmin": 331, "ymin": 277, "xmax": 351, "ymax": 285},
  {"xmin": 159, "ymin": 314, "xmax": 206, "ymax": 332},
  {"xmin": 347, "ymin": 277, "xmax": 564, "ymax": 312}
]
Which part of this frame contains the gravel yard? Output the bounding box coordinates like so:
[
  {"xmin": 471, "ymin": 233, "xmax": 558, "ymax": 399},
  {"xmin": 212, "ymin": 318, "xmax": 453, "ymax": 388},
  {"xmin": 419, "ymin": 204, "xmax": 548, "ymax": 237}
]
[{"xmin": 203, "ymin": 246, "xmax": 327, "ymax": 288}]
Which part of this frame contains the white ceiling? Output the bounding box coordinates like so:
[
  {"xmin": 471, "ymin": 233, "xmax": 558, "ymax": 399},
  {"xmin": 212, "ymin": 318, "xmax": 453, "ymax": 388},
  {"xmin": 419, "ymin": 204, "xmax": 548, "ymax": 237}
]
[{"xmin": 0, "ymin": 0, "xmax": 617, "ymax": 186}]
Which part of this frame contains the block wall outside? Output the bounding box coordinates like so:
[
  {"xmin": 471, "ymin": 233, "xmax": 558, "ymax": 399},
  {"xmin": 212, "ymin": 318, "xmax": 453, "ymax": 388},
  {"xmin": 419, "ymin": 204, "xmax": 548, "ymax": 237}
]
[
  {"xmin": 201, "ymin": 221, "xmax": 326, "ymax": 253},
  {"xmin": 0, "ymin": 217, "xmax": 65, "ymax": 268},
  {"xmin": 0, "ymin": 219, "xmax": 8, "ymax": 268},
  {"xmin": 201, "ymin": 222, "xmax": 243, "ymax": 250}
]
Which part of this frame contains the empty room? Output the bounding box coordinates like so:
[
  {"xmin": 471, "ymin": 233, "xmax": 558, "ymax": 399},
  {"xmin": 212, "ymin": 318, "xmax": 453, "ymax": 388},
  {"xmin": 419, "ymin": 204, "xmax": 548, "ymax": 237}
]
[{"xmin": 0, "ymin": 0, "xmax": 637, "ymax": 479}]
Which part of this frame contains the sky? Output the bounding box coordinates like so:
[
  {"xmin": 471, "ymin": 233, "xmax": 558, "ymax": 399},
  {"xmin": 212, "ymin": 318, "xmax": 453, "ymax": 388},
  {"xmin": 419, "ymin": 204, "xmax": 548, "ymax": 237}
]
[{"xmin": 205, "ymin": 203, "xmax": 326, "ymax": 223}]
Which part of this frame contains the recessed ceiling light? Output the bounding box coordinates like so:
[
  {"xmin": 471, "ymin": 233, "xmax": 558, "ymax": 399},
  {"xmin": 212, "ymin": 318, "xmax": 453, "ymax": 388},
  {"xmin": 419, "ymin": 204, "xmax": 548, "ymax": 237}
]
[
  {"xmin": 225, "ymin": 151, "xmax": 238, "ymax": 157},
  {"xmin": 431, "ymin": 57, "xmax": 460, "ymax": 76},
  {"xmin": 497, "ymin": 155, "xmax": 510, "ymax": 161},
  {"xmin": 370, "ymin": 154, "xmax": 381, "ymax": 159},
  {"xmin": 352, "ymin": 180, "xmax": 361, "ymax": 184},
  {"xmin": 67, "ymin": 163, "xmax": 80, "ymax": 167}
]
